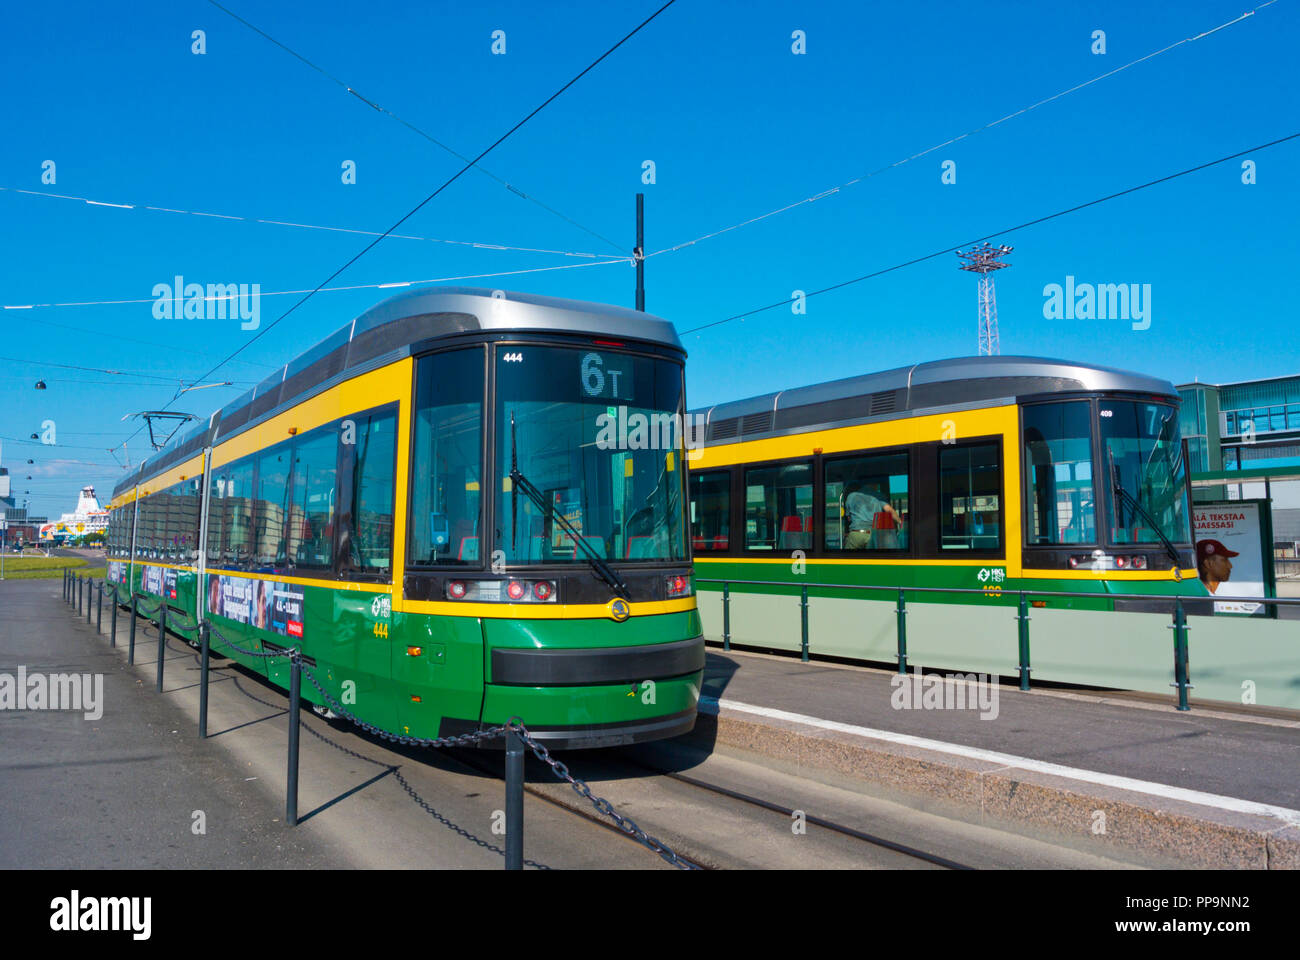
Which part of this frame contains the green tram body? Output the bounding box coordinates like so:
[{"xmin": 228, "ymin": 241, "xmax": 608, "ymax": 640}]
[
  {"xmin": 105, "ymin": 289, "xmax": 702, "ymax": 749},
  {"xmin": 686, "ymin": 356, "xmax": 1210, "ymax": 619}
]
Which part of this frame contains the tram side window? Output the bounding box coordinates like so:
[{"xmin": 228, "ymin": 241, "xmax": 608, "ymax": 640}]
[
  {"xmin": 223, "ymin": 459, "xmax": 256, "ymax": 566},
  {"xmin": 255, "ymin": 444, "xmax": 292, "ymax": 568},
  {"xmin": 183, "ymin": 478, "xmax": 202, "ymax": 563},
  {"xmin": 409, "ymin": 349, "xmax": 483, "ymax": 566},
  {"xmin": 207, "ymin": 470, "xmax": 227, "ymax": 564},
  {"xmin": 1023, "ymin": 402, "xmax": 1096, "ymax": 545},
  {"xmin": 141, "ymin": 495, "xmax": 158, "ymax": 558},
  {"xmin": 938, "ymin": 443, "xmax": 1001, "ymax": 551},
  {"xmin": 289, "ymin": 430, "xmax": 337, "ymax": 569},
  {"xmin": 689, "ymin": 471, "xmax": 731, "ymax": 552},
  {"xmin": 744, "ymin": 462, "xmax": 813, "ymax": 550},
  {"xmin": 350, "ymin": 410, "xmax": 398, "ymax": 573},
  {"xmin": 824, "ymin": 452, "xmax": 909, "ymax": 552}
]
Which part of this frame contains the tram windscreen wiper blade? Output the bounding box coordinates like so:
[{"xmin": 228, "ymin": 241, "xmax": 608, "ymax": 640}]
[
  {"xmin": 509, "ymin": 413, "xmax": 630, "ymax": 599},
  {"xmin": 1109, "ymin": 454, "xmax": 1183, "ymax": 571}
]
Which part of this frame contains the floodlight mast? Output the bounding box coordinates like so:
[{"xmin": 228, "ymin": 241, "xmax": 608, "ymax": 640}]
[{"xmin": 956, "ymin": 243, "xmax": 1013, "ymax": 356}]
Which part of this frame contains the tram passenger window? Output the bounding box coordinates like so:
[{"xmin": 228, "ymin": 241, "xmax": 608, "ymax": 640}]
[
  {"xmin": 207, "ymin": 470, "xmax": 227, "ymax": 564},
  {"xmin": 255, "ymin": 444, "xmax": 292, "ymax": 568},
  {"xmin": 289, "ymin": 430, "xmax": 337, "ymax": 569},
  {"xmin": 689, "ymin": 471, "xmax": 731, "ymax": 551},
  {"xmin": 1023, "ymin": 402, "xmax": 1095, "ymax": 545},
  {"xmin": 938, "ymin": 443, "xmax": 1001, "ymax": 551},
  {"xmin": 409, "ymin": 349, "xmax": 483, "ymax": 566},
  {"xmin": 824, "ymin": 452, "xmax": 908, "ymax": 552},
  {"xmin": 184, "ymin": 478, "xmax": 202, "ymax": 563},
  {"xmin": 744, "ymin": 462, "xmax": 812, "ymax": 550},
  {"xmin": 223, "ymin": 459, "xmax": 256, "ymax": 566},
  {"xmin": 350, "ymin": 410, "xmax": 397, "ymax": 573}
]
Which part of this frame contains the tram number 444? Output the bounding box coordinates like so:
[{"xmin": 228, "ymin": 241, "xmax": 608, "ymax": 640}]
[{"xmin": 373, "ymin": 622, "xmax": 390, "ymax": 638}]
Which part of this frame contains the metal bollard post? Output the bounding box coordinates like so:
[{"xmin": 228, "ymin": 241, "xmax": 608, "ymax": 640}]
[
  {"xmin": 199, "ymin": 622, "xmax": 210, "ymax": 739},
  {"xmin": 156, "ymin": 602, "xmax": 167, "ymax": 693},
  {"xmin": 895, "ymin": 588, "xmax": 908, "ymax": 674},
  {"xmin": 128, "ymin": 593, "xmax": 138, "ymax": 665},
  {"xmin": 96, "ymin": 581, "xmax": 103, "ymax": 634},
  {"xmin": 505, "ymin": 723, "xmax": 524, "ymax": 870},
  {"xmin": 86, "ymin": 578, "xmax": 93, "ymax": 625},
  {"xmin": 110, "ymin": 587, "xmax": 117, "ymax": 648},
  {"xmin": 286, "ymin": 656, "xmax": 302, "ymax": 826},
  {"xmin": 1016, "ymin": 592, "xmax": 1031, "ymax": 691},
  {"xmin": 799, "ymin": 585, "xmax": 810, "ymax": 662},
  {"xmin": 722, "ymin": 583, "xmax": 731, "ymax": 652},
  {"xmin": 1171, "ymin": 599, "xmax": 1191, "ymax": 712},
  {"xmin": 63, "ymin": 569, "xmax": 68, "ymax": 602}
]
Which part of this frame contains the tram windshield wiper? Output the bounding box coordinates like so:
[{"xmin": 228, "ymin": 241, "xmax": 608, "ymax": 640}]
[
  {"xmin": 509, "ymin": 412, "xmax": 630, "ymax": 599},
  {"xmin": 1109, "ymin": 452, "xmax": 1184, "ymax": 572}
]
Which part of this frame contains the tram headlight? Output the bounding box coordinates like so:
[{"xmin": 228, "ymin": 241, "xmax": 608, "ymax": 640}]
[
  {"xmin": 665, "ymin": 574, "xmax": 692, "ymax": 598},
  {"xmin": 446, "ymin": 580, "xmax": 468, "ymax": 600}
]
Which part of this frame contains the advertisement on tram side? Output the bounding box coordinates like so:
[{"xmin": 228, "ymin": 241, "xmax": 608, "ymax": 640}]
[
  {"xmin": 141, "ymin": 565, "xmax": 177, "ymax": 600},
  {"xmin": 206, "ymin": 574, "xmax": 305, "ymax": 638},
  {"xmin": 1192, "ymin": 500, "xmax": 1276, "ymax": 616}
]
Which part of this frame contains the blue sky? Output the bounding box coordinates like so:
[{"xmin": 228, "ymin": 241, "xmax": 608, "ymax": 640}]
[{"xmin": 2, "ymin": 0, "xmax": 1296, "ymax": 520}]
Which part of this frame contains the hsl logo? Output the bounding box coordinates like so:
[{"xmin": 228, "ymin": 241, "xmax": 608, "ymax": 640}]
[{"xmin": 607, "ymin": 598, "xmax": 630, "ymax": 622}]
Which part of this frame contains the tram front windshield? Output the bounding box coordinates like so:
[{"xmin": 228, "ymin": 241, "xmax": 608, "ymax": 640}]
[
  {"xmin": 1099, "ymin": 399, "xmax": 1191, "ymax": 546},
  {"xmin": 494, "ymin": 345, "xmax": 687, "ymax": 565}
]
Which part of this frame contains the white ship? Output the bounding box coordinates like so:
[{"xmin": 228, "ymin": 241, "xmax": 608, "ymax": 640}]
[{"xmin": 40, "ymin": 486, "xmax": 109, "ymax": 540}]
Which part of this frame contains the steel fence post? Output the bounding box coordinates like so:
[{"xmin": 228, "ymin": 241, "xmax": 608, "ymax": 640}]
[
  {"xmin": 287, "ymin": 656, "xmax": 301, "ymax": 826},
  {"xmin": 505, "ymin": 723, "xmax": 524, "ymax": 870},
  {"xmin": 128, "ymin": 593, "xmax": 138, "ymax": 665},
  {"xmin": 1172, "ymin": 599, "xmax": 1191, "ymax": 712},
  {"xmin": 199, "ymin": 622, "xmax": 210, "ymax": 739},
  {"xmin": 86, "ymin": 578, "xmax": 92, "ymax": 625},
  {"xmin": 722, "ymin": 583, "xmax": 731, "ymax": 652},
  {"xmin": 895, "ymin": 588, "xmax": 908, "ymax": 674},
  {"xmin": 1016, "ymin": 592, "xmax": 1031, "ymax": 691},
  {"xmin": 96, "ymin": 580, "xmax": 103, "ymax": 634},
  {"xmin": 110, "ymin": 585, "xmax": 117, "ymax": 647},
  {"xmin": 800, "ymin": 585, "xmax": 810, "ymax": 662},
  {"xmin": 156, "ymin": 601, "xmax": 167, "ymax": 693},
  {"xmin": 63, "ymin": 569, "xmax": 68, "ymax": 602}
]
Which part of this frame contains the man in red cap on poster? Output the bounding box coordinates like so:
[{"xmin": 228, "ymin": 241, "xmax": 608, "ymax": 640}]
[{"xmin": 1196, "ymin": 538, "xmax": 1239, "ymax": 594}]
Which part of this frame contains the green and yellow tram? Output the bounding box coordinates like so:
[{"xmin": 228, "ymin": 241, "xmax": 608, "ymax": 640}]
[
  {"xmin": 106, "ymin": 288, "xmax": 702, "ymax": 748},
  {"xmin": 686, "ymin": 356, "xmax": 1208, "ymax": 633}
]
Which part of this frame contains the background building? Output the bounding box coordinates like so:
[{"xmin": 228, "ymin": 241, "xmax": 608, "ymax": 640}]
[{"xmin": 1179, "ymin": 373, "xmax": 1300, "ymax": 567}]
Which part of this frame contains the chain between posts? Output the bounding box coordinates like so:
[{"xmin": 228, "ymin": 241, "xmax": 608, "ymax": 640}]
[{"xmin": 198, "ymin": 617, "xmax": 698, "ymax": 869}]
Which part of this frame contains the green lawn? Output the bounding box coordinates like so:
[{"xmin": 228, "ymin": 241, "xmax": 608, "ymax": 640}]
[{"xmin": 0, "ymin": 556, "xmax": 105, "ymax": 580}]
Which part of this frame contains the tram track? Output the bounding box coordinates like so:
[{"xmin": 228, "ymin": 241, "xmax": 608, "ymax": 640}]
[{"xmin": 449, "ymin": 743, "xmax": 973, "ymax": 870}]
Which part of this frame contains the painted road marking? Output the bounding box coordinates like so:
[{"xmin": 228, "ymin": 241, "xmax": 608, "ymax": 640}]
[{"xmin": 699, "ymin": 696, "xmax": 1300, "ymax": 828}]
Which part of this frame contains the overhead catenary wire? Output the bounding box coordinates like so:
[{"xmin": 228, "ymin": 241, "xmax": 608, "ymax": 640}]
[
  {"xmin": 0, "ymin": 185, "xmax": 627, "ymax": 262},
  {"xmin": 112, "ymin": 0, "xmax": 678, "ymax": 454},
  {"xmin": 650, "ymin": 1, "xmax": 1278, "ymax": 260},
  {"xmin": 205, "ymin": 0, "xmax": 626, "ymax": 254},
  {"xmin": 681, "ymin": 131, "xmax": 1300, "ymax": 335},
  {"xmin": 1, "ymin": 256, "xmax": 629, "ymax": 311}
]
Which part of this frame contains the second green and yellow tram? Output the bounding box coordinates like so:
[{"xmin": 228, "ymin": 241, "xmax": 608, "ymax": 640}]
[{"xmin": 106, "ymin": 288, "xmax": 702, "ymax": 748}]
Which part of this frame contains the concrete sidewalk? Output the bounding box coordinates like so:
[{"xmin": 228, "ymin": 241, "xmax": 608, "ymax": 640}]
[
  {"xmin": 697, "ymin": 645, "xmax": 1300, "ymax": 868},
  {"xmin": 0, "ymin": 578, "xmax": 657, "ymax": 869}
]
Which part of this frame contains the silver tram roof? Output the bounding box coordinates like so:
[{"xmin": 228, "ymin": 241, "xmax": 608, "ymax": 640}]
[
  {"xmin": 690, "ymin": 355, "xmax": 1179, "ymax": 447},
  {"xmin": 112, "ymin": 288, "xmax": 681, "ymax": 499}
]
